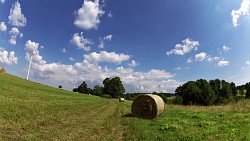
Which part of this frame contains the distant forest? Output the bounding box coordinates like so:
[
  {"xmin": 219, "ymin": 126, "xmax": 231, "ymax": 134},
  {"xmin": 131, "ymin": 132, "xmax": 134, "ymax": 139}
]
[{"xmin": 69, "ymin": 77, "xmax": 250, "ymax": 106}]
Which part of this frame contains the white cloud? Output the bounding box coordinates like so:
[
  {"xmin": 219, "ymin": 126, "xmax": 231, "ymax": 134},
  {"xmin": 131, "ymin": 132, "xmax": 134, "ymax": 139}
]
[
  {"xmin": 0, "ymin": 22, "xmax": 7, "ymax": 32},
  {"xmin": 223, "ymin": 45, "xmax": 230, "ymax": 52},
  {"xmin": 108, "ymin": 12, "xmax": 113, "ymax": 18},
  {"xmin": 195, "ymin": 52, "xmax": 207, "ymax": 62},
  {"xmin": 62, "ymin": 48, "xmax": 67, "ymax": 53},
  {"xmin": 174, "ymin": 67, "xmax": 190, "ymax": 70},
  {"xmin": 8, "ymin": 1, "xmax": 27, "ymax": 27},
  {"xmin": 69, "ymin": 57, "xmax": 76, "ymax": 61},
  {"xmin": 231, "ymin": 0, "xmax": 250, "ymax": 27},
  {"xmin": 187, "ymin": 57, "xmax": 192, "ymax": 63},
  {"xmin": 9, "ymin": 27, "xmax": 23, "ymax": 45},
  {"xmin": 103, "ymin": 35, "xmax": 112, "ymax": 41},
  {"xmin": 22, "ymin": 42, "xmax": 181, "ymax": 93},
  {"xmin": 207, "ymin": 56, "xmax": 220, "ymax": 62},
  {"xmin": 98, "ymin": 41, "xmax": 104, "ymax": 48},
  {"xmin": 0, "ymin": 49, "xmax": 18, "ymax": 65},
  {"xmin": 24, "ymin": 40, "xmax": 46, "ymax": 65},
  {"xmin": 128, "ymin": 60, "xmax": 139, "ymax": 67},
  {"xmin": 74, "ymin": 0, "xmax": 105, "ymax": 30},
  {"xmin": 84, "ymin": 51, "xmax": 130, "ymax": 64},
  {"xmin": 167, "ymin": 38, "xmax": 199, "ymax": 55},
  {"xmin": 246, "ymin": 60, "xmax": 250, "ymax": 65},
  {"xmin": 0, "ymin": 0, "xmax": 6, "ymax": 4},
  {"xmin": 98, "ymin": 34, "xmax": 113, "ymax": 48},
  {"xmin": 70, "ymin": 32, "xmax": 92, "ymax": 51},
  {"xmin": 218, "ymin": 59, "xmax": 230, "ymax": 67}
]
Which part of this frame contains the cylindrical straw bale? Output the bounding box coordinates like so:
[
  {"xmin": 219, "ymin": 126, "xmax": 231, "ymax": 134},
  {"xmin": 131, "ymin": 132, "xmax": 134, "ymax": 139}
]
[
  {"xmin": 0, "ymin": 68, "xmax": 5, "ymax": 74},
  {"xmin": 131, "ymin": 94, "xmax": 164, "ymax": 119},
  {"xmin": 119, "ymin": 98, "xmax": 125, "ymax": 102}
]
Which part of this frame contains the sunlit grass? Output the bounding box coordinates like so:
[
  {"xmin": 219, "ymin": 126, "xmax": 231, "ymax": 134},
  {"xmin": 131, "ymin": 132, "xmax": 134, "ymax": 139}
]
[{"xmin": 0, "ymin": 73, "xmax": 249, "ymax": 141}]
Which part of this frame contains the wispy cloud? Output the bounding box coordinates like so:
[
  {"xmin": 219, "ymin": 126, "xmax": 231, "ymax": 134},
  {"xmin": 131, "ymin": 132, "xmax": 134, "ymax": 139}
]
[{"xmin": 218, "ymin": 59, "xmax": 230, "ymax": 67}]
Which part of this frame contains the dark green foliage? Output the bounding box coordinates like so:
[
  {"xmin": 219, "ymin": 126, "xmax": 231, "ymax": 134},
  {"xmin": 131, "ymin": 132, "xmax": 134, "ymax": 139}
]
[
  {"xmin": 175, "ymin": 85, "xmax": 183, "ymax": 96},
  {"xmin": 239, "ymin": 87, "xmax": 245, "ymax": 96},
  {"xmin": 77, "ymin": 81, "xmax": 88, "ymax": 94},
  {"xmin": 176, "ymin": 79, "xmax": 236, "ymax": 105},
  {"xmin": 72, "ymin": 88, "xmax": 78, "ymax": 92},
  {"xmin": 230, "ymin": 82, "xmax": 237, "ymax": 96},
  {"xmin": 93, "ymin": 85, "xmax": 103, "ymax": 96},
  {"xmin": 103, "ymin": 76, "xmax": 125, "ymax": 98},
  {"xmin": 195, "ymin": 79, "xmax": 215, "ymax": 105},
  {"xmin": 182, "ymin": 81, "xmax": 200, "ymax": 105},
  {"xmin": 246, "ymin": 86, "xmax": 250, "ymax": 99}
]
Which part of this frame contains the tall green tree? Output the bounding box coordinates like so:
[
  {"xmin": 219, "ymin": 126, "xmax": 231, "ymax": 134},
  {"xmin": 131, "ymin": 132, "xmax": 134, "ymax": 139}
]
[
  {"xmin": 78, "ymin": 81, "xmax": 88, "ymax": 94},
  {"xmin": 182, "ymin": 81, "xmax": 199, "ymax": 105},
  {"xmin": 103, "ymin": 77, "xmax": 125, "ymax": 98},
  {"xmin": 230, "ymin": 82, "xmax": 238, "ymax": 96},
  {"xmin": 246, "ymin": 86, "xmax": 250, "ymax": 98},
  {"xmin": 196, "ymin": 79, "xmax": 215, "ymax": 105},
  {"xmin": 93, "ymin": 85, "xmax": 103, "ymax": 96}
]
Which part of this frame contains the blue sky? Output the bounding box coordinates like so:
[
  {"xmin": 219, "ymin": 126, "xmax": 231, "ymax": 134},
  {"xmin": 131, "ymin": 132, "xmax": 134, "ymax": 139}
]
[{"xmin": 0, "ymin": 0, "xmax": 250, "ymax": 93}]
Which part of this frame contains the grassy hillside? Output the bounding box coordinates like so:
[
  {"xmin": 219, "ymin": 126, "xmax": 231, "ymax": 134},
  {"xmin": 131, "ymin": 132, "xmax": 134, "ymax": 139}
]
[{"xmin": 0, "ymin": 73, "xmax": 250, "ymax": 141}]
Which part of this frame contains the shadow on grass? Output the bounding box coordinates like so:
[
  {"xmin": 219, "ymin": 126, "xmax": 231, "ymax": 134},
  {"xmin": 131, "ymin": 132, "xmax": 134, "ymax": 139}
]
[{"xmin": 122, "ymin": 114, "xmax": 134, "ymax": 118}]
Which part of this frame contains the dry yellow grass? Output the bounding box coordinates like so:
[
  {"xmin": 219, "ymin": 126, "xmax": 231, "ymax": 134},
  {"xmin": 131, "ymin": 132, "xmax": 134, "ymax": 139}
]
[{"xmin": 166, "ymin": 99, "xmax": 250, "ymax": 112}]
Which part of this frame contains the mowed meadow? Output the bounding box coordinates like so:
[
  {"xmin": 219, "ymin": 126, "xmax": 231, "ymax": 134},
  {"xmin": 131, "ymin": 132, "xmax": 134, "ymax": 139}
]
[{"xmin": 0, "ymin": 73, "xmax": 250, "ymax": 141}]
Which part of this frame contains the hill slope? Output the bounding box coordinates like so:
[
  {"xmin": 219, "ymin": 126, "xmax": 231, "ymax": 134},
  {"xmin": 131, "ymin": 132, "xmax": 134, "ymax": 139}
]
[{"xmin": 0, "ymin": 73, "xmax": 250, "ymax": 141}]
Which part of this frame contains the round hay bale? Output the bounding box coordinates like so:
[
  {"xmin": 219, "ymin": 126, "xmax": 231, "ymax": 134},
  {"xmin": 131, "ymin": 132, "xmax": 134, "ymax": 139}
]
[
  {"xmin": 131, "ymin": 94, "xmax": 164, "ymax": 119},
  {"xmin": 0, "ymin": 68, "xmax": 5, "ymax": 74},
  {"xmin": 119, "ymin": 98, "xmax": 125, "ymax": 102}
]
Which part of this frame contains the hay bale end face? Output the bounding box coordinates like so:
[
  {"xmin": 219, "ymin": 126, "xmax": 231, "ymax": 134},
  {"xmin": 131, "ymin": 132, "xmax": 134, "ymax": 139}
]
[
  {"xmin": 0, "ymin": 68, "xmax": 5, "ymax": 74},
  {"xmin": 119, "ymin": 98, "xmax": 125, "ymax": 102},
  {"xmin": 131, "ymin": 94, "xmax": 165, "ymax": 119}
]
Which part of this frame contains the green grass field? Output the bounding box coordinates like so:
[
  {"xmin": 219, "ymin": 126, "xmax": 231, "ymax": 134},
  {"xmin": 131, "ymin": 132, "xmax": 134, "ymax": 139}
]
[{"xmin": 0, "ymin": 73, "xmax": 250, "ymax": 141}]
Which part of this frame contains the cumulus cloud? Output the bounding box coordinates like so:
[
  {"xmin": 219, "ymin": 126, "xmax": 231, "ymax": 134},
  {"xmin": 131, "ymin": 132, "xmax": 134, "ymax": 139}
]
[
  {"xmin": 70, "ymin": 32, "xmax": 92, "ymax": 51},
  {"xmin": 231, "ymin": 0, "xmax": 250, "ymax": 27},
  {"xmin": 195, "ymin": 52, "xmax": 207, "ymax": 62},
  {"xmin": 84, "ymin": 51, "xmax": 130, "ymax": 64},
  {"xmin": 24, "ymin": 40, "xmax": 46, "ymax": 65},
  {"xmin": 0, "ymin": 22, "xmax": 7, "ymax": 32},
  {"xmin": 9, "ymin": 27, "xmax": 23, "ymax": 45},
  {"xmin": 74, "ymin": 0, "xmax": 105, "ymax": 30},
  {"xmin": 128, "ymin": 60, "xmax": 139, "ymax": 67},
  {"xmin": 8, "ymin": 1, "xmax": 27, "ymax": 27},
  {"xmin": 167, "ymin": 38, "xmax": 199, "ymax": 55},
  {"xmin": 218, "ymin": 59, "xmax": 230, "ymax": 67},
  {"xmin": 0, "ymin": 49, "xmax": 18, "ymax": 65},
  {"xmin": 24, "ymin": 44, "xmax": 181, "ymax": 93}
]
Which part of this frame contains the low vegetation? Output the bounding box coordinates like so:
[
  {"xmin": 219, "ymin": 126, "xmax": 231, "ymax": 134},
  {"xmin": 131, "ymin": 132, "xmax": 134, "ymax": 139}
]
[{"xmin": 0, "ymin": 74, "xmax": 249, "ymax": 140}]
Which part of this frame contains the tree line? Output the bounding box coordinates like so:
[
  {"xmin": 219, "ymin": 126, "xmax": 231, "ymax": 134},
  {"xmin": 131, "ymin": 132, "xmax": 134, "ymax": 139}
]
[
  {"xmin": 72, "ymin": 76, "xmax": 125, "ymax": 98},
  {"xmin": 175, "ymin": 79, "xmax": 250, "ymax": 105}
]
